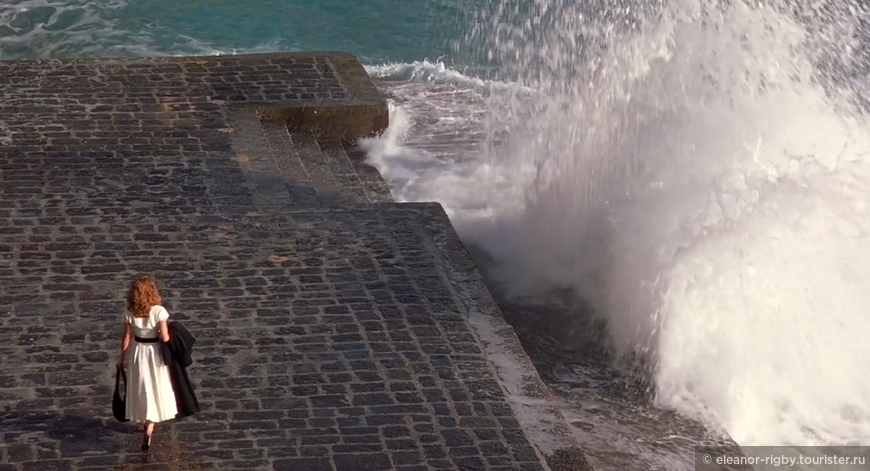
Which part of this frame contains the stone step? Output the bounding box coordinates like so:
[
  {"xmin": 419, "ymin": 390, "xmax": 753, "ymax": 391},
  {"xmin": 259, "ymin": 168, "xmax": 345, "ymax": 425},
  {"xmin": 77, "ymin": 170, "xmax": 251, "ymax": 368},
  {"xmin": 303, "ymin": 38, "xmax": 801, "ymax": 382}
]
[
  {"xmin": 224, "ymin": 107, "xmax": 395, "ymax": 210},
  {"xmin": 344, "ymin": 143, "xmax": 395, "ymax": 203},
  {"xmin": 288, "ymin": 132, "xmax": 343, "ymax": 205},
  {"xmin": 220, "ymin": 107, "xmax": 296, "ymax": 212},
  {"xmin": 317, "ymin": 139, "xmax": 372, "ymax": 203},
  {"xmin": 260, "ymin": 121, "xmax": 319, "ymax": 206}
]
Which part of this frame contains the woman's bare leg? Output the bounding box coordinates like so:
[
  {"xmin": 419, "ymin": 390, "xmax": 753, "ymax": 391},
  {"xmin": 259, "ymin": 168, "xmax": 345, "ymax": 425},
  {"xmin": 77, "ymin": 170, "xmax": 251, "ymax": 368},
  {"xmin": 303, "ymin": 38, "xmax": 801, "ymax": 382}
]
[{"xmin": 141, "ymin": 422, "xmax": 154, "ymax": 451}]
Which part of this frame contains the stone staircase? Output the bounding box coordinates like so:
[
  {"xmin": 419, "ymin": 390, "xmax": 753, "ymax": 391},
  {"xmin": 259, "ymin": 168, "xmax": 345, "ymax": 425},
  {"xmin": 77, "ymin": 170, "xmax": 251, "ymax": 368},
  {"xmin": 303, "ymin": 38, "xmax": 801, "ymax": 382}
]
[{"xmin": 225, "ymin": 107, "xmax": 393, "ymax": 213}]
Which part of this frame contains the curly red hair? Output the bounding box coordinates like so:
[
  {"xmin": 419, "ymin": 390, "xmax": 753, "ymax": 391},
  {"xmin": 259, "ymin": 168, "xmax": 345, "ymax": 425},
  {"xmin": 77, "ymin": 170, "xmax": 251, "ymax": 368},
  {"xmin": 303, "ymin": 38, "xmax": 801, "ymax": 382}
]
[{"xmin": 127, "ymin": 276, "xmax": 161, "ymax": 318}]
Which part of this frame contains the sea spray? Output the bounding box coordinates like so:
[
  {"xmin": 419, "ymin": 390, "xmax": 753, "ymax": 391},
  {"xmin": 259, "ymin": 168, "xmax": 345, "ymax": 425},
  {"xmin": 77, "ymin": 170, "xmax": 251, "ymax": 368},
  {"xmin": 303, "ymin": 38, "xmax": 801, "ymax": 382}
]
[{"xmin": 366, "ymin": 0, "xmax": 870, "ymax": 447}]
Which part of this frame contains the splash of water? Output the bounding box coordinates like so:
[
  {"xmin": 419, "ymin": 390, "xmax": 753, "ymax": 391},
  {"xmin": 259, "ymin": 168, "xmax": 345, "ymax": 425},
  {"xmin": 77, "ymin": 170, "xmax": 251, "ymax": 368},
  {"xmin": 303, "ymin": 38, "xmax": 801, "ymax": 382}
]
[
  {"xmin": 367, "ymin": 0, "xmax": 870, "ymax": 447},
  {"xmin": 472, "ymin": 0, "xmax": 870, "ymax": 446}
]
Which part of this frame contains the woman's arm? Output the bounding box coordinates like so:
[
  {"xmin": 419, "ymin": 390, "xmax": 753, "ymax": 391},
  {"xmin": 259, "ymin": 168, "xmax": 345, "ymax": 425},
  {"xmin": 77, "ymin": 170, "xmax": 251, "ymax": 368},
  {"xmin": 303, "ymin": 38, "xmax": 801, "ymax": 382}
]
[
  {"xmin": 158, "ymin": 320, "xmax": 170, "ymax": 343},
  {"xmin": 117, "ymin": 322, "xmax": 131, "ymax": 367}
]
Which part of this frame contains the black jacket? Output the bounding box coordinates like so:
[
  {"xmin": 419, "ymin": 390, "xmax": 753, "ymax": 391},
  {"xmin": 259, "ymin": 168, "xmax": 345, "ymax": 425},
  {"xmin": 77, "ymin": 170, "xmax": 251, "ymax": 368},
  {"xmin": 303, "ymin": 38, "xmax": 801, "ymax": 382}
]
[{"xmin": 160, "ymin": 321, "xmax": 201, "ymax": 419}]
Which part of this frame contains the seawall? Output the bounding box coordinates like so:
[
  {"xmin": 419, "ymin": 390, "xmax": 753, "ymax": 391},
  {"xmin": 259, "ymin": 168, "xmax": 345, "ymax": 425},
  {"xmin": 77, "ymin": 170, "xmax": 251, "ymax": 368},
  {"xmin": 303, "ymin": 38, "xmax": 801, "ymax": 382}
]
[{"xmin": 0, "ymin": 52, "xmax": 591, "ymax": 470}]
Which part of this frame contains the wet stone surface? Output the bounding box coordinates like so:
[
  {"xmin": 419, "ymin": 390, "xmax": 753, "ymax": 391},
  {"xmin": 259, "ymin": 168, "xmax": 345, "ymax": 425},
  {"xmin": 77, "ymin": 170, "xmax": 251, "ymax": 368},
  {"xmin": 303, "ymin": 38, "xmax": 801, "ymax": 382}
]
[
  {"xmin": 0, "ymin": 209, "xmax": 547, "ymax": 470},
  {"xmin": 0, "ymin": 54, "xmax": 553, "ymax": 470},
  {"xmin": 0, "ymin": 54, "xmax": 349, "ymax": 219}
]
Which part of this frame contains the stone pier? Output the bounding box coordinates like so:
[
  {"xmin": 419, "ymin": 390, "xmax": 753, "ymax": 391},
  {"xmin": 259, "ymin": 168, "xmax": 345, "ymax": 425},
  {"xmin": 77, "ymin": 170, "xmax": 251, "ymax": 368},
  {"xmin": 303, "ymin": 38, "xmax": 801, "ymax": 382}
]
[{"xmin": 0, "ymin": 52, "xmax": 590, "ymax": 470}]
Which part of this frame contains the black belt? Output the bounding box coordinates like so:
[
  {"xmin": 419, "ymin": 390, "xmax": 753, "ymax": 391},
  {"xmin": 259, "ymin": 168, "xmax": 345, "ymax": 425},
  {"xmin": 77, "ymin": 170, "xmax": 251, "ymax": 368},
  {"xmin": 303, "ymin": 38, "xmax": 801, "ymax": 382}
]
[{"xmin": 135, "ymin": 336, "xmax": 160, "ymax": 343}]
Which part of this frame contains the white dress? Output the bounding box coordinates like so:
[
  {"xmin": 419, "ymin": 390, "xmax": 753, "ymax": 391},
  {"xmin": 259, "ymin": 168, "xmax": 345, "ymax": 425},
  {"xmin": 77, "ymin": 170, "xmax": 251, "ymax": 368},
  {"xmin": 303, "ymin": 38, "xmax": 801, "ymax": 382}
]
[{"xmin": 124, "ymin": 305, "xmax": 178, "ymax": 423}]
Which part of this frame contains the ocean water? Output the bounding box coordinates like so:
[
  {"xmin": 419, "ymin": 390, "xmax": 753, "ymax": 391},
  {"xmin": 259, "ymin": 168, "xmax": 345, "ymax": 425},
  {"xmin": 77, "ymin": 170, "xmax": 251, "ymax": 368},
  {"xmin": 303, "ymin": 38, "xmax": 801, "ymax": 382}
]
[
  {"xmin": 5, "ymin": 0, "xmax": 870, "ymax": 468},
  {"xmin": 0, "ymin": 0, "xmax": 464, "ymax": 62}
]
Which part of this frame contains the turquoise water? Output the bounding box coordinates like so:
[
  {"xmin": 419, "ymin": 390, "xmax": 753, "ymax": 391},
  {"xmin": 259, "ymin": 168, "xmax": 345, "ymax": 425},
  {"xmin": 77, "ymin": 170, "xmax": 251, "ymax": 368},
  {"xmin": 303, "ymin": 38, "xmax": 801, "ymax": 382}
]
[{"xmin": 0, "ymin": 0, "xmax": 467, "ymax": 64}]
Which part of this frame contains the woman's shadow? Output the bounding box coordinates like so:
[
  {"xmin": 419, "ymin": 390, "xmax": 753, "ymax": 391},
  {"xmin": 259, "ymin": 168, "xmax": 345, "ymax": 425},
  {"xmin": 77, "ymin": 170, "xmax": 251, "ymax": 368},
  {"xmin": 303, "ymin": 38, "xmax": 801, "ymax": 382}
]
[
  {"xmin": 2, "ymin": 408, "xmax": 205, "ymax": 469},
  {"xmin": 1, "ymin": 409, "xmax": 137, "ymax": 458}
]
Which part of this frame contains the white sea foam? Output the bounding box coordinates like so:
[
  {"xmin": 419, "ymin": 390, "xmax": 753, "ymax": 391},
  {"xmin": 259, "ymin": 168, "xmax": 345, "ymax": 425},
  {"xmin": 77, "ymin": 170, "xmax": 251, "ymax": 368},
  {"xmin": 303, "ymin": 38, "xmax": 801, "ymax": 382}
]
[{"xmin": 364, "ymin": 0, "xmax": 870, "ymax": 447}]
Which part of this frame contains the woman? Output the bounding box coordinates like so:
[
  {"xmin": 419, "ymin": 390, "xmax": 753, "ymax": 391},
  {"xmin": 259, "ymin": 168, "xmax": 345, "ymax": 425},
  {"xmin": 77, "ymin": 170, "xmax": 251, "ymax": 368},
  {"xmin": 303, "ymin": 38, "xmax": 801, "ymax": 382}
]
[{"xmin": 116, "ymin": 276, "xmax": 178, "ymax": 451}]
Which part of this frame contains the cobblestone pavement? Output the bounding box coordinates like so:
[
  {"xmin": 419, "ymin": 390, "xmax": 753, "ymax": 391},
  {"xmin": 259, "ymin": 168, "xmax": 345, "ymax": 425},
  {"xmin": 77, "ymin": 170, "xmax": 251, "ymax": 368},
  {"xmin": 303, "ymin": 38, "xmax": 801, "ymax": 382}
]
[
  {"xmin": 1, "ymin": 208, "xmax": 550, "ymax": 471},
  {"xmin": 0, "ymin": 53, "xmax": 589, "ymax": 470}
]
